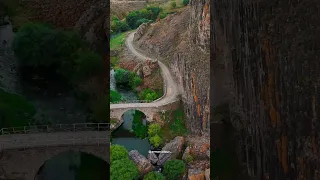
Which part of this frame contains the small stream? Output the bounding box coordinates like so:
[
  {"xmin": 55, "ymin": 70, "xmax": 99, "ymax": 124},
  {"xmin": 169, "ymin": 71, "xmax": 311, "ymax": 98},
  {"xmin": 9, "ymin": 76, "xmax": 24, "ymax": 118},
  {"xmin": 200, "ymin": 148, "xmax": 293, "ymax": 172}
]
[{"xmin": 110, "ymin": 68, "xmax": 151, "ymax": 157}]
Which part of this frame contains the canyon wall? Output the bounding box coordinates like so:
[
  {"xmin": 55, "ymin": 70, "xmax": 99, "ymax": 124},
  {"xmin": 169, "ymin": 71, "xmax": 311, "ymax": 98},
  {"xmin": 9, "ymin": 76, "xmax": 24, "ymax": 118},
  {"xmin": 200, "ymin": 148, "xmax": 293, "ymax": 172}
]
[
  {"xmin": 212, "ymin": 0, "xmax": 320, "ymax": 179},
  {"xmin": 135, "ymin": 1, "xmax": 210, "ymax": 135}
]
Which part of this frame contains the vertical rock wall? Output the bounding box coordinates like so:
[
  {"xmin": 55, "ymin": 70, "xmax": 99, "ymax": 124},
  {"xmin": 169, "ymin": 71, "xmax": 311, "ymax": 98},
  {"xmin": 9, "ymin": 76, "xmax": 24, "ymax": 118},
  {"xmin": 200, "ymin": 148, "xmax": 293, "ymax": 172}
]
[{"xmin": 213, "ymin": 0, "xmax": 320, "ymax": 179}]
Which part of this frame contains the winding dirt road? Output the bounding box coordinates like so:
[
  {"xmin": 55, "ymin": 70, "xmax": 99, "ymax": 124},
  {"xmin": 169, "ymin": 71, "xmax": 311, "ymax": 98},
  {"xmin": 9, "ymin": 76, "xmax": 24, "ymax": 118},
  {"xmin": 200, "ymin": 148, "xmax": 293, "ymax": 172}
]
[{"xmin": 110, "ymin": 32, "xmax": 180, "ymax": 110}]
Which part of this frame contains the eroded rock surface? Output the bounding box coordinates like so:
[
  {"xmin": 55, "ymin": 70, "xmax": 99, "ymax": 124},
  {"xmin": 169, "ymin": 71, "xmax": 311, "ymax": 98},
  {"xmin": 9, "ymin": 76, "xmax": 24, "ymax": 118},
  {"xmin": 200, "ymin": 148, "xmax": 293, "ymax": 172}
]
[
  {"xmin": 157, "ymin": 136, "xmax": 185, "ymax": 166},
  {"xmin": 129, "ymin": 150, "xmax": 153, "ymax": 175}
]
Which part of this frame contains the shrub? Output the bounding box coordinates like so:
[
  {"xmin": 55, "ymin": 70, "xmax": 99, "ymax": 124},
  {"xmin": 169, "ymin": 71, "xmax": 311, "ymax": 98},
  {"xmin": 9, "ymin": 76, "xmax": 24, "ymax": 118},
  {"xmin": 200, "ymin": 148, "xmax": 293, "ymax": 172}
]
[
  {"xmin": 163, "ymin": 160, "xmax": 186, "ymax": 180},
  {"xmin": 111, "ymin": 158, "xmax": 140, "ymax": 180},
  {"xmin": 182, "ymin": 0, "xmax": 189, "ymax": 6},
  {"xmin": 110, "ymin": 90, "xmax": 123, "ymax": 103},
  {"xmin": 114, "ymin": 68, "xmax": 131, "ymax": 86},
  {"xmin": 72, "ymin": 51, "xmax": 104, "ymax": 80},
  {"xmin": 149, "ymin": 134, "xmax": 162, "ymax": 148},
  {"xmin": 111, "ymin": 16, "xmax": 130, "ymax": 34},
  {"xmin": 0, "ymin": 89, "xmax": 36, "ymax": 128},
  {"xmin": 139, "ymin": 88, "xmax": 160, "ymax": 101},
  {"xmin": 148, "ymin": 123, "xmax": 161, "ymax": 137},
  {"xmin": 170, "ymin": 109, "xmax": 188, "ymax": 136},
  {"xmin": 159, "ymin": 12, "xmax": 168, "ymax": 19},
  {"xmin": 135, "ymin": 18, "xmax": 150, "ymax": 28},
  {"xmin": 171, "ymin": 1, "xmax": 177, "ymax": 8},
  {"xmin": 129, "ymin": 73, "xmax": 143, "ymax": 89},
  {"xmin": 111, "ymin": 145, "xmax": 129, "ymax": 162},
  {"xmin": 143, "ymin": 171, "xmax": 165, "ymax": 180},
  {"xmin": 126, "ymin": 6, "xmax": 161, "ymax": 29},
  {"xmin": 145, "ymin": 6, "xmax": 162, "ymax": 20},
  {"xmin": 185, "ymin": 154, "xmax": 194, "ymax": 163}
]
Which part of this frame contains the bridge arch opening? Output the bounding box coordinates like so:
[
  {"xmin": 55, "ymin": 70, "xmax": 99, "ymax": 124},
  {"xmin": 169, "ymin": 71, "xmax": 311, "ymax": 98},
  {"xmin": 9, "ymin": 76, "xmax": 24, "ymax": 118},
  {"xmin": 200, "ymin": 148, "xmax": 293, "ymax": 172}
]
[{"xmin": 34, "ymin": 150, "xmax": 109, "ymax": 180}]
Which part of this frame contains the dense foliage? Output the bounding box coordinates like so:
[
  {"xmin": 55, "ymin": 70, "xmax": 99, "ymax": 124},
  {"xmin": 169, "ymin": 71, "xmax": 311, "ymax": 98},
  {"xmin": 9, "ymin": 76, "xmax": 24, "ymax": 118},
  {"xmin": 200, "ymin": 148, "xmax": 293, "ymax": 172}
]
[
  {"xmin": 111, "ymin": 16, "xmax": 130, "ymax": 35},
  {"xmin": 132, "ymin": 110, "xmax": 148, "ymax": 139},
  {"xmin": 148, "ymin": 123, "xmax": 161, "ymax": 137},
  {"xmin": 170, "ymin": 109, "xmax": 188, "ymax": 136},
  {"xmin": 110, "ymin": 90, "xmax": 123, "ymax": 103},
  {"xmin": 110, "ymin": 145, "xmax": 129, "ymax": 162},
  {"xmin": 13, "ymin": 22, "xmax": 104, "ymax": 87},
  {"xmin": 126, "ymin": 6, "xmax": 162, "ymax": 29},
  {"xmin": 143, "ymin": 171, "xmax": 165, "ymax": 180},
  {"xmin": 149, "ymin": 134, "xmax": 162, "ymax": 148},
  {"xmin": 114, "ymin": 68, "xmax": 142, "ymax": 89},
  {"xmin": 171, "ymin": 1, "xmax": 177, "ymax": 8},
  {"xmin": 182, "ymin": 0, "xmax": 189, "ymax": 6},
  {"xmin": 139, "ymin": 88, "xmax": 160, "ymax": 101},
  {"xmin": 0, "ymin": 89, "xmax": 36, "ymax": 128},
  {"xmin": 110, "ymin": 158, "xmax": 140, "ymax": 180},
  {"xmin": 163, "ymin": 160, "xmax": 186, "ymax": 180}
]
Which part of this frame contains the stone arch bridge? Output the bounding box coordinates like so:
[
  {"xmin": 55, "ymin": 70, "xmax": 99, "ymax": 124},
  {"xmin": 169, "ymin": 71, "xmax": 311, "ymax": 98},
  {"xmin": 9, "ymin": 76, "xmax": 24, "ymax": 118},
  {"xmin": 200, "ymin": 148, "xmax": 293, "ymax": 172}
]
[
  {"xmin": 110, "ymin": 32, "xmax": 181, "ymax": 130},
  {"xmin": 0, "ymin": 123, "xmax": 109, "ymax": 180}
]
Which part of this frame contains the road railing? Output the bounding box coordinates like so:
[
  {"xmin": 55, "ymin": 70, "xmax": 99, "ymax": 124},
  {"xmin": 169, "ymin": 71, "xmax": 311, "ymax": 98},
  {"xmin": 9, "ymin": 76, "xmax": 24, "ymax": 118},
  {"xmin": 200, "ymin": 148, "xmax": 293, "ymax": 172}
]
[
  {"xmin": 110, "ymin": 99, "xmax": 153, "ymax": 104},
  {"xmin": 0, "ymin": 123, "xmax": 110, "ymax": 135}
]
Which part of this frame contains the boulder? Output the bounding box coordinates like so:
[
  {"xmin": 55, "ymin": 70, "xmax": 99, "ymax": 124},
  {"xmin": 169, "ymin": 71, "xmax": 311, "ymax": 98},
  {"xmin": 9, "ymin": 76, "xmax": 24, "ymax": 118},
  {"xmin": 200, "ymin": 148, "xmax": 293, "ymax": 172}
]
[
  {"xmin": 147, "ymin": 152, "xmax": 158, "ymax": 164},
  {"xmin": 142, "ymin": 65, "xmax": 152, "ymax": 77},
  {"xmin": 205, "ymin": 169, "xmax": 210, "ymax": 180},
  {"xmin": 188, "ymin": 169, "xmax": 205, "ymax": 180},
  {"xmin": 129, "ymin": 150, "xmax": 153, "ymax": 175},
  {"xmin": 157, "ymin": 136, "xmax": 185, "ymax": 166}
]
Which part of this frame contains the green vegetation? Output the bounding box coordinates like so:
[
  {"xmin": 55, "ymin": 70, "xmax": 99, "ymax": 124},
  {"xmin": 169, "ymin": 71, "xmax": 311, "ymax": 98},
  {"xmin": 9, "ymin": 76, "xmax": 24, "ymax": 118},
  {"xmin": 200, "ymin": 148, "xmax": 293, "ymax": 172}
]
[
  {"xmin": 110, "ymin": 32, "xmax": 127, "ymax": 51},
  {"xmin": 139, "ymin": 88, "xmax": 161, "ymax": 101},
  {"xmin": 148, "ymin": 123, "xmax": 161, "ymax": 137},
  {"xmin": 132, "ymin": 110, "xmax": 148, "ymax": 139},
  {"xmin": 111, "ymin": 16, "xmax": 130, "ymax": 35},
  {"xmin": 182, "ymin": 0, "xmax": 189, "ymax": 6},
  {"xmin": 149, "ymin": 134, "xmax": 162, "ymax": 148},
  {"xmin": 126, "ymin": 6, "xmax": 162, "ymax": 29},
  {"xmin": 114, "ymin": 68, "xmax": 142, "ymax": 89},
  {"xmin": 110, "ymin": 145, "xmax": 129, "ymax": 162},
  {"xmin": 159, "ymin": 12, "xmax": 168, "ymax": 19},
  {"xmin": 110, "ymin": 90, "xmax": 123, "ymax": 103},
  {"xmin": 185, "ymin": 154, "xmax": 194, "ymax": 163},
  {"xmin": 160, "ymin": 107, "xmax": 188, "ymax": 143},
  {"xmin": 110, "ymin": 158, "xmax": 140, "ymax": 180},
  {"xmin": 143, "ymin": 171, "xmax": 166, "ymax": 180},
  {"xmin": 110, "ymin": 56, "xmax": 119, "ymax": 67},
  {"xmin": 0, "ymin": 89, "xmax": 36, "ymax": 128},
  {"xmin": 171, "ymin": 1, "xmax": 177, "ymax": 8},
  {"xmin": 148, "ymin": 123, "xmax": 162, "ymax": 148},
  {"xmin": 163, "ymin": 160, "xmax": 186, "ymax": 180}
]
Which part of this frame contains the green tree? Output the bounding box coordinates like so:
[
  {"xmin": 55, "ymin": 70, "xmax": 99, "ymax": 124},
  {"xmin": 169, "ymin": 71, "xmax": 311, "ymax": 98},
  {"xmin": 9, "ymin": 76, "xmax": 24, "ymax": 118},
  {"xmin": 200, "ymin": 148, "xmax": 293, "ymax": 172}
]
[
  {"xmin": 132, "ymin": 110, "xmax": 148, "ymax": 139},
  {"xmin": 145, "ymin": 6, "xmax": 162, "ymax": 20},
  {"xmin": 163, "ymin": 160, "xmax": 186, "ymax": 180},
  {"xmin": 111, "ymin": 145, "xmax": 129, "ymax": 162},
  {"xmin": 111, "ymin": 16, "xmax": 130, "ymax": 34},
  {"xmin": 111, "ymin": 158, "xmax": 140, "ymax": 180},
  {"xmin": 129, "ymin": 73, "xmax": 143, "ymax": 89},
  {"xmin": 149, "ymin": 134, "xmax": 162, "ymax": 148},
  {"xmin": 148, "ymin": 123, "xmax": 161, "ymax": 137},
  {"xmin": 143, "ymin": 171, "xmax": 165, "ymax": 180},
  {"xmin": 139, "ymin": 88, "xmax": 160, "ymax": 101},
  {"xmin": 182, "ymin": 0, "xmax": 189, "ymax": 6},
  {"xmin": 114, "ymin": 68, "xmax": 131, "ymax": 86}
]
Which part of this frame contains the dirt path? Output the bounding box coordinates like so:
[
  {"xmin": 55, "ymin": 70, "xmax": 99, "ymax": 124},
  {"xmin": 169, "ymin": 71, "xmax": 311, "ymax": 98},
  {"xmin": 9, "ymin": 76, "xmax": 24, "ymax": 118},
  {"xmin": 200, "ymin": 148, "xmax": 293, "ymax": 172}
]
[{"xmin": 110, "ymin": 32, "xmax": 180, "ymax": 110}]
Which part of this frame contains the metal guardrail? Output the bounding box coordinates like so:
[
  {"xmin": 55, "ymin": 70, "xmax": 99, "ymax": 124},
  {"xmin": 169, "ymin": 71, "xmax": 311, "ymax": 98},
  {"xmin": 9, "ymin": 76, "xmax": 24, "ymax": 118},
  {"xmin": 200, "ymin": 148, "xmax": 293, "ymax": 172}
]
[
  {"xmin": 110, "ymin": 99, "xmax": 153, "ymax": 104},
  {"xmin": 0, "ymin": 123, "xmax": 110, "ymax": 135}
]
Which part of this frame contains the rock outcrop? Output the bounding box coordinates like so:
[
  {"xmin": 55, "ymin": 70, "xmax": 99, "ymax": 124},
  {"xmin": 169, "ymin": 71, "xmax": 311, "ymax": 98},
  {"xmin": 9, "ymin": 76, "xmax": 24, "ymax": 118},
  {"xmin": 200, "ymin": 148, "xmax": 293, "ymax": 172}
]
[
  {"xmin": 134, "ymin": 23, "xmax": 149, "ymax": 41},
  {"xmin": 213, "ymin": 0, "xmax": 320, "ymax": 179},
  {"xmin": 147, "ymin": 152, "xmax": 158, "ymax": 164},
  {"xmin": 188, "ymin": 169, "xmax": 205, "ymax": 180},
  {"xmin": 157, "ymin": 136, "xmax": 185, "ymax": 166},
  {"xmin": 129, "ymin": 150, "xmax": 153, "ymax": 175}
]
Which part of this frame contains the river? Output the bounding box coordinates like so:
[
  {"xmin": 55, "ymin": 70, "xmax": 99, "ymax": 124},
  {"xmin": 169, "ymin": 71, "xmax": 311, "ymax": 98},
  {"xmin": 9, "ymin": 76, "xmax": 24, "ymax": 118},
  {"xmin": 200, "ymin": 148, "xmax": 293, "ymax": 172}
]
[
  {"xmin": 110, "ymin": 67, "xmax": 151, "ymax": 157},
  {"xmin": 34, "ymin": 151, "xmax": 109, "ymax": 180}
]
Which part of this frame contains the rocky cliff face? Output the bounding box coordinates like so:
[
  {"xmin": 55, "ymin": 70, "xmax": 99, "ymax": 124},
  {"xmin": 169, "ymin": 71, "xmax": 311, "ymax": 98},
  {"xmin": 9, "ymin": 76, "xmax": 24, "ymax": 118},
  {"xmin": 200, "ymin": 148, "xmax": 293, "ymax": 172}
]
[
  {"xmin": 213, "ymin": 0, "xmax": 320, "ymax": 179},
  {"xmin": 23, "ymin": 0, "xmax": 108, "ymax": 49},
  {"xmin": 135, "ymin": 1, "xmax": 210, "ymax": 135}
]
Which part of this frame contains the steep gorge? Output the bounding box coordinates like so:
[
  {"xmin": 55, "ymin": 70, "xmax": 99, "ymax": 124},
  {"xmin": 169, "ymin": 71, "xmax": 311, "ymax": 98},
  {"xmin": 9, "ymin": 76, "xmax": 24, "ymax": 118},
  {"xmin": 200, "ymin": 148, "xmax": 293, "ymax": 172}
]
[
  {"xmin": 135, "ymin": 0, "xmax": 210, "ymax": 135},
  {"xmin": 213, "ymin": 0, "xmax": 320, "ymax": 179}
]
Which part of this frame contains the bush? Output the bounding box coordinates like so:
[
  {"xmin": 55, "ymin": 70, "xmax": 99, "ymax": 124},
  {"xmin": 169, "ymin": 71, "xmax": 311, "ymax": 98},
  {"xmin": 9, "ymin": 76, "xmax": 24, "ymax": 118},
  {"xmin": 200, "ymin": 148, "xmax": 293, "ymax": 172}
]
[
  {"xmin": 143, "ymin": 171, "xmax": 165, "ymax": 180},
  {"xmin": 114, "ymin": 68, "xmax": 131, "ymax": 86},
  {"xmin": 72, "ymin": 51, "xmax": 104, "ymax": 80},
  {"xmin": 132, "ymin": 110, "xmax": 147, "ymax": 139},
  {"xmin": 149, "ymin": 134, "xmax": 162, "ymax": 148},
  {"xmin": 139, "ymin": 88, "xmax": 160, "ymax": 101},
  {"xmin": 145, "ymin": 6, "xmax": 162, "ymax": 20},
  {"xmin": 171, "ymin": 1, "xmax": 177, "ymax": 8},
  {"xmin": 110, "ymin": 90, "xmax": 123, "ymax": 103},
  {"xmin": 159, "ymin": 12, "xmax": 168, "ymax": 19},
  {"xmin": 170, "ymin": 109, "xmax": 188, "ymax": 135},
  {"xmin": 111, "ymin": 16, "xmax": 130, "ymax": 34},
  {"xmin": 135, "ymin": 18, "xmax": 150, "ymax": 28},
  {"xmin": 0, "ymin": 89, "xmax": 36, "ymax": 128},
  {"xmin": 129, "ymin": 73, "xmax": 143, "ymax": 89},
  {"xmin": 126, "ymin": 6, "xmax": 162, "ymax": 29},
  {"xmin": 111, "ymin": 145, "xmax": 129, "ymax": 162},
  {"xmin": 182, "ymin": 0, "xmax": 189, "ymax": 6},
  {"xmin": 163, "ymin": 160, "xmax": 186, "ymax": 180},
  {"xmin": 111, "ymin": 158, "xmax": 140, "ymax": 180},
  {"xmin": 148, "ymin": 123, "xmax": 161, "ymax": 137}
]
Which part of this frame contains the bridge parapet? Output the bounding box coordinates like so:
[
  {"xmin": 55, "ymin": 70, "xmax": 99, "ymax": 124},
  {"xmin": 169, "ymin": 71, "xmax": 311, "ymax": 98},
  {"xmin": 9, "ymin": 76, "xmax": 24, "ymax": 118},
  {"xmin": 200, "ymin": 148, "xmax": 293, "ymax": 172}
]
[{"xmin": 0, "ymin": 123, "xmax": 110, "ymax": 135}]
